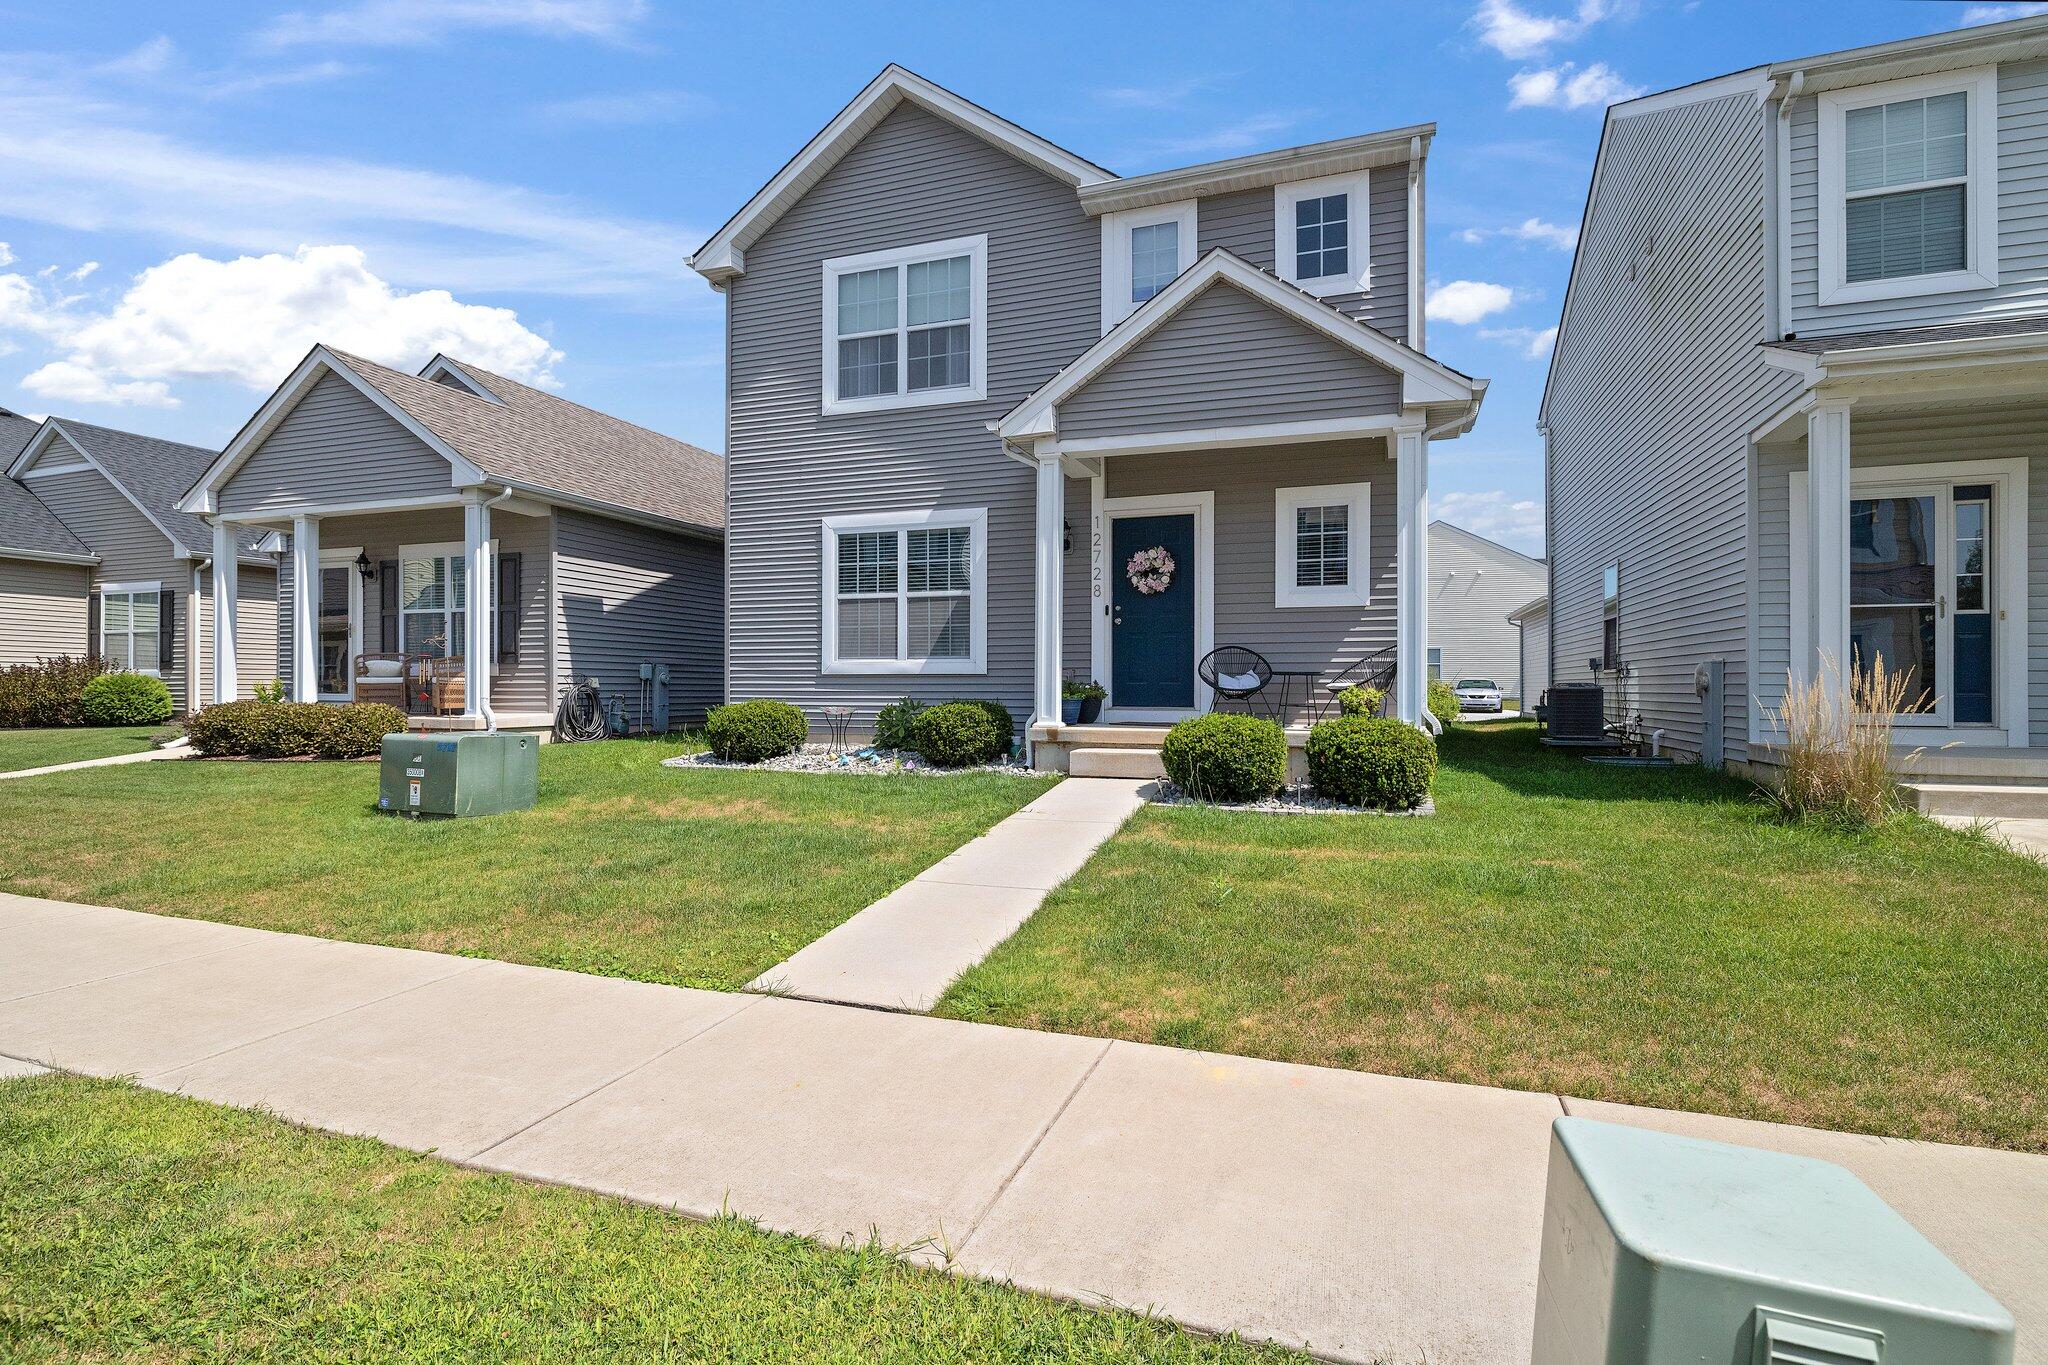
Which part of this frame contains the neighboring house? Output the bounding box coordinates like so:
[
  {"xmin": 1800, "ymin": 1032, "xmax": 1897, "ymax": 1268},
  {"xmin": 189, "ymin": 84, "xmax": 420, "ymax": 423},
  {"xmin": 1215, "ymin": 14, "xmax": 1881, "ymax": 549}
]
[
  {"xmin": 177, "ymin": 346, "xmax": 726, "ymax": 731},
  {"xmin": 1508, "ymin": 595, "xmax": 1551, "ymax": 706},
  {"xmin": 1544, "ymin": 13, "xmax": 2048, "ymax": 780},
  {"xmin": 1428, "ymin": 519, "xmax": 1545, "ymax": 698},
  {"xmin": 690, "ymin": 66, "xmax": 1486, "ymax": 766},
  {"xmin": 2, "ymin": 412, "xmax": 278, "ymax": 709}
]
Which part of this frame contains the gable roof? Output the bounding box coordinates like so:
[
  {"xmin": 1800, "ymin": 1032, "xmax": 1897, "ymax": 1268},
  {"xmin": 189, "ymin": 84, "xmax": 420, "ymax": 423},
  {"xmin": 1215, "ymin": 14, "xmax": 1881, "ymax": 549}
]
[
  {"xmin": 1430, "ymin": 518, "xmax": 1545, "ymax": 572},
  {"xmin": 0, "ymin": 448, "xmax": 94, "ymax": 564},
  {"xmin": 9, "ymin": 418, "xmax": 269, "ymax": 563},
  {"xmin": 689, "ymin": 65, "xmax": 1114, "ymax": 286},
  {"xmin": 0, "ymin": 410, "xmax": 40, "ymax": 466},
  {"xmin": 183, "ymin": 346, "xmax": 723, "ymax": 536},
  {"xmin": 997, "ymin": 249, "xmax": 1482, "ymax": 443}
]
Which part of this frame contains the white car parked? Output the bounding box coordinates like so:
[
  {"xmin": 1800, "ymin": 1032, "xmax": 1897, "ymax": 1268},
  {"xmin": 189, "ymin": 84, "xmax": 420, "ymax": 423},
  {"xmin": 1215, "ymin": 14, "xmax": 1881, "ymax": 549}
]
[{"xmin": 1453, "ymin": 678, "xmax": 1504, "ymax": 713}]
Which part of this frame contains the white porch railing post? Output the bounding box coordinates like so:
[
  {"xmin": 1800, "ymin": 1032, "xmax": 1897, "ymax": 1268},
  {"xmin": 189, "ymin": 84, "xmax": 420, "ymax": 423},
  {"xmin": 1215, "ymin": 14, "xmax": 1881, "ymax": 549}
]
[
  {"xmin": 463, "ymin": 499, "xmax": 492, "ymax": 721},
  {"xmin": 1394, "ymin": 421, "xmax": 1429, "ymax": 727},
  {"xmin": 1807, "ymin": 399, "xmax": 1853, "ymax": 702},
  {"xmin": 1033, "ymin": 452, "xmax": 1064, "ymax": 731},
  {"xmin": 211, "ymin": 519, "xmax": 239, "ymax": 705},
  {"xmin": 290, "ymin": 515, "xmax": 321, "ymax": 702}
]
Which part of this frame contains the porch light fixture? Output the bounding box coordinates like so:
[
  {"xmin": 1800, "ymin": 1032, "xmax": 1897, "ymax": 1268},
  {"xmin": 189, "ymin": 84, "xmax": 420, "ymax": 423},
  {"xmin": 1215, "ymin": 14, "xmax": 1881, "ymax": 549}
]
[{"xmin": 356, "ymin": 550, "xmax": 375, "ymax": 581}]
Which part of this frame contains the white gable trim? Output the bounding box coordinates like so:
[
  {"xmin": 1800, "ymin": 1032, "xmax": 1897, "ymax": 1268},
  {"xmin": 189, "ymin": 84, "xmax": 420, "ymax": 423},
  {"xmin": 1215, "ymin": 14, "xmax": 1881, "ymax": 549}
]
[
  {"xmin": 997, "ymin": 250, "xmax": 1476, "ymax": 441},
  {"xmin": 689, "ymin": 65, "xmax": 1114, "ymax": 285},
  {"xmin": 177, "ymin": 346, "xmax": 484, "ymax": 516},
  {"xmin": 10, "ymin": 422, "xmax": 196, "ymax": 557}
]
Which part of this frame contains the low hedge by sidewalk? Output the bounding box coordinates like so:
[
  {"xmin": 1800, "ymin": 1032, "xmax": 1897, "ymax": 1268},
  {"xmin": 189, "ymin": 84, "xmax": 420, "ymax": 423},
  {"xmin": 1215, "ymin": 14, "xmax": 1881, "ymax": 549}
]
[{"xmin": 186, "ymin": 701, "xmax": 407, "ymax": 760}]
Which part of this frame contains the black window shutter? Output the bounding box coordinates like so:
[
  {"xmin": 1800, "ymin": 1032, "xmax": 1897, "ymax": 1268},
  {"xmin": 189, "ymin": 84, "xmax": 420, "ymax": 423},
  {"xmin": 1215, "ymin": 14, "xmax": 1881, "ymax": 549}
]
[
  {"xmin": 496, "ymin": 552, "xmax": 522, "ymax": 664},
  {"xmin": 159, "ymin": 589, "xmax": 176, "ymax": 671},
  {"xmin": 379, "ymin": 561, "xmax": 399, "ymax": 651},
  {"xmin": 86, "ymin": 592, "xmax": 101, "ymax": 661}
]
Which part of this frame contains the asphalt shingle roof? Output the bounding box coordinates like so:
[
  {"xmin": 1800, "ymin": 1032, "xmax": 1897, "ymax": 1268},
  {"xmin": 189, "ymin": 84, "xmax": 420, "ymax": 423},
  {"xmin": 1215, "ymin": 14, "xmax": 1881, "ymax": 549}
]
[
  {"xmin": 54, "ymin": 420, "xmax": 269, "ymax": 558},
  {"xmin": 326, "ymin": 350, "xmax": 724, "ymax": 535},
  {"xmin": 2, "ymin": 412, "xmax": 93, "ymax": 561}
]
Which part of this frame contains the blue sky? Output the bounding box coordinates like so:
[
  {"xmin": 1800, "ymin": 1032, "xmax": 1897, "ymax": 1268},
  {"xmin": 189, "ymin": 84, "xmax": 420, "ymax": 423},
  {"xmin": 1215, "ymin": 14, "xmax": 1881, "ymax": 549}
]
[{"xmin": 0, "ymin": 0, "xmax": 2036, "ymax": 553}]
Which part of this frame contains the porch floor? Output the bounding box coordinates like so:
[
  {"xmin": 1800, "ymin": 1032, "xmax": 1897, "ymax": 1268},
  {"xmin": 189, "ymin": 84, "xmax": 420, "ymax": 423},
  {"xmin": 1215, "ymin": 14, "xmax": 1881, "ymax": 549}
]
[{"xmin": 1030, "ymin": 721, "xmax": 1312, "ymax": 781}]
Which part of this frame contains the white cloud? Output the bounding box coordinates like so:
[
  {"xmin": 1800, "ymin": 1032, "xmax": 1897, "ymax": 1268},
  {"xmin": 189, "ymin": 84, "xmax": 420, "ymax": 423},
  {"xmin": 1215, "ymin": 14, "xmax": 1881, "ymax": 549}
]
[
  {"xmin": 1094, "ymin": 77, "xmax": 1215, "ymax": 110},
  {"xmin": 533, "ymin": 90, "xmax": 709, "ymax": 126},
  {"xmin": 67, "ymin": 262, "xmax": 98, "ymax": 281},
  {"xmin": 1959, "ymin": 2, "xmax": 2048, "ymax": 25},
  {"xmin": 1480, "ymin": 324, "xmax": 1559, "ymax": 358},
  {"xmin": 1458, "ymin": 217, "xmax": 1580, "ymax": 250},
  {"xmin": 1470, "ymin": 0, "xmax": 1624, "ymax": 59},
  {"xmin": 1, "ymin": 244, "xmax": 561, "ymax": 409},
  {"xmin": 1117, "ymin": 112, "xmax": 1309, "ymax": 166},
  {"xmin": 259, "ymin": 0, "xmax": 649, "ymax": 47},
  {"xmin": 1426, "ymin": 279, "xmax": 1517, "ymax": 325},
  {"xmin": 1436, "ymin": 489, "xmax": 1546, "ymax": 554},
  {"xmin": 0, "ymin": 244, "xmax": 12, "ymax": 268},
  {"xmin": 1508, "ymin": 61, "xmax": 1643, "ymax": 110}
]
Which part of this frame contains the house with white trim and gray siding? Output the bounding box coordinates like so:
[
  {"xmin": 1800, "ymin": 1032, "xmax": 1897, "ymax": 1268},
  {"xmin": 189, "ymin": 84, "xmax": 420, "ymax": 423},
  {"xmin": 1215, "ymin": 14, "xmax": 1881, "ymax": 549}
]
[
  {"xmin": 1428, "ymin": 519, "xmax": 1545, "ymax": 701},
  {"xmin": 176, "ymin": 347, "xmax": 725, "ymax": 732},
  {"xmin": 690, "ymin": 66, "xmax": 1487, "ymax": 772},
  {"xmin": 2, "ymin": 410, "xmax": 278, "ymax": 711},
  {"xmin": 1543, "ymin": 12, "xmax": 2048, "ymax": 811}
]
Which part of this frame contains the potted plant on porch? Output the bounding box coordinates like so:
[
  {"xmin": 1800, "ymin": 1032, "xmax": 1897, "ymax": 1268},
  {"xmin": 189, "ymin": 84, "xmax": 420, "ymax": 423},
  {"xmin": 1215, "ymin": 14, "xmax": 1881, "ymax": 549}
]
[{"xmin": 1062, "ymin": 678, "xmax": 1107, "ymax": 725}]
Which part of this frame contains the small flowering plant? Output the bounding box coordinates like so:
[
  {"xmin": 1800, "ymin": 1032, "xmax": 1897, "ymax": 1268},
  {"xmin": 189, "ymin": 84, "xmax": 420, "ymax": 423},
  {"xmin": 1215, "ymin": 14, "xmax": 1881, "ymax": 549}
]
[{"xmin": 1125, "ymin": 545, "xmax": 1176, "ymax": 595}]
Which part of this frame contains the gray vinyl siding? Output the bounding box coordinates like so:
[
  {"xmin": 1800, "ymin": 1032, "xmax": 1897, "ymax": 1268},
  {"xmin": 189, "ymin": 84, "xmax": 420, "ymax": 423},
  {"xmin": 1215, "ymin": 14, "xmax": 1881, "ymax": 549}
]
[
  {"xmin": 1788, "ymin": 58, "xmax": 2048, "ymax": 337},
  {"xmin": 1753, "ymin": 400, "xmax": 2048, "ymax": 745},
  {"xmin": 1058, "ymin": 281, "xmax": 1403, "ymax": 440},
  {"xmin": 1193, "ymin": 164, "xmax": 1410, "ymax": 340},
  {"xmin": 1428, "ymin": 526, "xmax": 1545, "ymax": 699},
  {"xmin": 217, "ymin": 371, "xmax": 454, "ymax": 517},
  {"xmin": 1518, "ymin": 602, "xmax": 1551, "ymax": 703},
  {"xmin": 1545, "ymin": 91, "xmax": 1803, "ymax": 764},
  {"xmin": 1060, "ymin": 439, "xmax": 1396, "ymax": 720},
  {"xmin": 552, "ymin": 509, "xmax": 723, "ymax": 728},
  {"xmin": 196, "ymin": 566, "xmax": 280, "ymax": 704},
  {"xmin": 275, "ymin": 507, "xmax": 553, "ymax": 714},
  {"xmin": 0, "ymin": 557, "xmax": 90, "ymax": 665},
  {"xmin": 723, "ymin": 98, "xmax": 1098, "ymax": 730}
]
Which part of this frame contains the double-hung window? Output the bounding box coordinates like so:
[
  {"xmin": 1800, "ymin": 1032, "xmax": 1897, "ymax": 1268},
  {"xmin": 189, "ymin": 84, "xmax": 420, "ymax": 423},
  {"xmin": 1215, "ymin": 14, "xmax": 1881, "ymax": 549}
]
[
  {"xmin": 1274, "ymin": 172, "xmax": 1370, "ymax": 297},
  {"xmin": 1099, "ymin": 201, "xmax": 1196, "ymax": 330},
  {"xmin": 1601, "ymin": 562, "xmax": 1621, "ymax": 671},
  {"xmin": 821, "ymin": 509, "xmax": 987, "ymax": 674},
  {"xmin": 1818, "ymin": 69, "xmax": 1996, "ymax": 305},
  {"xmin": 821, "ymin": 236, "xmax": 987, "ymax": 414},
  {"xmin": 1274, "ymin": 483, "xmax": 1370, "ymax": 608},
  {"xmin": 99, "ymin": 582, "xmax": 161, "ymax": 675},
  {"xmin": 398, "ymin": 543, "xmax": 468, "ymax": 658}
]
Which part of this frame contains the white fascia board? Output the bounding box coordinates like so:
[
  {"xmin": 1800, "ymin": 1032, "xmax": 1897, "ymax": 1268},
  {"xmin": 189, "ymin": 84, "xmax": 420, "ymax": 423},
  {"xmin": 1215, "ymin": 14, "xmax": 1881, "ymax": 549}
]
[
  {"xmin": 33, "ymin": 421, "xmax": 196, "ymax": 558},
  {"xmin": 418, "ymin": 354, "xmax": 505, "ymax": 404},
  {"xmin": 0, "ymin": 545, "xmax": 99, "ymax": 567},
  {"xmin": 1766, "ymin": 12, "xmax": 2048, "ymax": 93},
  {"xmin": 688, "ymin": 65, "xmax": 1114, "ymax": 284},
  {"xmin": 2, "ymin": 419, "xmax": 56, "ymax": 479},
  {"xmin": 1078, "ymin": 123, "xmax": 1434, "ymax": 216}
]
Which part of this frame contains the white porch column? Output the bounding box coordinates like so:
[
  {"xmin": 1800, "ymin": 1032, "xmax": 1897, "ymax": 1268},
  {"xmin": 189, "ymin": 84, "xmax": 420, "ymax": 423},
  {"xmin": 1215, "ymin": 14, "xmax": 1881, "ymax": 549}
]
[
  {"xmin": 289, "ymin": 514, "xmax": 321, "ymax": 702},
  {"xmin": 463, "ymin": 498, "xmax": 493, "ymax": 721},
  {"xmin": 1032, "ymin": 452, "xmax": 1064, "ymax": 730},
  {"xmin": 1806, "ymin": 398, "xmax": 1853, "ymax": 699},
  {"xmin": 1393, "ymin": 421, "xmax": 1429, "ymax": 727},
  {"xmin": 210, "ymin": 520, "xmax": 239, "ymax": 705}
]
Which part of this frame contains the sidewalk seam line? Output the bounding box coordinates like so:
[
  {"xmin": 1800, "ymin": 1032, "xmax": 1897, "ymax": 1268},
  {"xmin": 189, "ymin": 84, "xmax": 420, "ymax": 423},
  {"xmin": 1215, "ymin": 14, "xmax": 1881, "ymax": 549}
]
[
  {"xmin": 949, "ymin": 1035, "xmax": 1115, "ymax": 1262},
  {"xmin": 0, "ymin": 939, "xmax": 250, "ymax": 1007}
]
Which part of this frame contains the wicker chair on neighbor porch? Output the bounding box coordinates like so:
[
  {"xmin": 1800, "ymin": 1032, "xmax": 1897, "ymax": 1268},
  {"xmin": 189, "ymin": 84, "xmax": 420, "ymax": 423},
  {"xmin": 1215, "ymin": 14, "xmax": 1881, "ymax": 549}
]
[
  {"xmin": 419, "ymin": 655, "xmax": 467, "ymax": 716},
  {"xmin": 353, "ymin": 653, "xmax": 410, "ymax": 710}
]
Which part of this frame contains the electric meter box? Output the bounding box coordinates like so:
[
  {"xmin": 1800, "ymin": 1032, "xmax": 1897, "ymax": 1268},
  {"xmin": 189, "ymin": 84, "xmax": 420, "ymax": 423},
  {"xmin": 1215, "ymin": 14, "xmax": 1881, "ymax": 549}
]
[
  {"xmin": 378, "ymin": 732, "xmax": 538, "ymax": 818},
  {"xmin": 1532, "ymin": 1117, "xmax": 2014, "ymax": 1365}
]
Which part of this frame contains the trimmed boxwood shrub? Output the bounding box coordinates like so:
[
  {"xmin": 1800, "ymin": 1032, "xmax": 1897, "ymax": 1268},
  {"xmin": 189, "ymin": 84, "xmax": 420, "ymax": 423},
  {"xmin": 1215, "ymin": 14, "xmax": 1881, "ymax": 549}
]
[
  {"xmin": 912, "ymin": 702, "xmax": 1003, "ymax": 768},
  {"xmin": 958, "ymin": 698, "xmax": 1015, "ymax": 756},
  {"xmin": 705, "ymin": 699, "xmax": 808, "ymax": 763},
  {"xmin": 1159, "ymin": 712, "xmax": 1288, "ymax": 803},
  {"xmin": 874, "ymin": 697, "xmax": 924, "ymax": 752},
  {"xmin": 0, "ymin": 655, "xmax": 111, "ymax": 728},
  {"xmin": 185, "ymin": 701, "xmax": 406, "ymax": 759},
  {"xmin": 1337, "ymin": 685, "xmax": 1384, "ymax": 718},
  {"xmin": 77, "ymin": 671, "xmax": 174, "ymax": 726},
  {"xmin": 1427, "ymin": 678, "xmax": 1461, "ymax": 729},
  {"xmin": 1306, "ymin": 715, "xmax": 1436, "ymax": 809}
]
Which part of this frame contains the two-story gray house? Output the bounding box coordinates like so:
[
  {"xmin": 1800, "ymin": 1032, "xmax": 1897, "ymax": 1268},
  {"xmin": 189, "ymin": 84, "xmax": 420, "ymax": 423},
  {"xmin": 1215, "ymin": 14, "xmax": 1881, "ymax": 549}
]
[
  {"xmin": 691, "ymin": 66, "xmax": 1487, "ymax": 771},
  {"xmin": 1544, "ymin": 14, "xmax": 2048, "ymax": 808}
]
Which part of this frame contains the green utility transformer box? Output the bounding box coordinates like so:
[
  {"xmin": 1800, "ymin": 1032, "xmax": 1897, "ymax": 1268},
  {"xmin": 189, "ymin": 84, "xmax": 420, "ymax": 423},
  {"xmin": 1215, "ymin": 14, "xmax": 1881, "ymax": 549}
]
[
  {"xmin": 378, "ymin": 733, "xmax": 539, "ymax": 818},
  {"xmin": 1532, "ymin": 1117, "xmax": 2014, "ymax": 1365}
]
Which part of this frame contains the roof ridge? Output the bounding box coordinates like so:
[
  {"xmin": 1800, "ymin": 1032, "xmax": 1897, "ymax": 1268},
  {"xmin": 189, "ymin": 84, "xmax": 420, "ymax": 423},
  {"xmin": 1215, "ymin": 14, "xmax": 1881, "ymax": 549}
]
[{"xmin": 440, "ymin": 356, "xmax": 720, "ymax": 457}]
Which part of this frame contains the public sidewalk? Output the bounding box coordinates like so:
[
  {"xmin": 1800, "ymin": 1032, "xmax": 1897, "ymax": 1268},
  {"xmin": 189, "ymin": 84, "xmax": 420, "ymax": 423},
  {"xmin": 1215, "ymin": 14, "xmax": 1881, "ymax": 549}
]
[
  {"xmin": 0, "ymin": 737, "xmax": 190, "ymax": 783},
  {"xmin": 1, "ymin": 893, "xmax": 2040, "ymax": 1363},
  {"xmin": 748, "ymin": 777, "xmax": 1150, "ymax": 1010}
]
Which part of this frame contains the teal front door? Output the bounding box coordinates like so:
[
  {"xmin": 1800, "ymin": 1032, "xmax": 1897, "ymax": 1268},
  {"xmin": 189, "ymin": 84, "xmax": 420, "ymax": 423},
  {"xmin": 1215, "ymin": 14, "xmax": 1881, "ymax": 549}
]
[{"xmin": 1110, "ymin": 512, "xmax": 1197, "ymax": 711}]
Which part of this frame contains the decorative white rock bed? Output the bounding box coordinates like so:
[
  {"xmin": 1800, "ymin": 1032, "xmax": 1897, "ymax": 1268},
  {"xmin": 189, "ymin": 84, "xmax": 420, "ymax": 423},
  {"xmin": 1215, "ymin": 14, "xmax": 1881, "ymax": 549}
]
[
  {"xmin": 1146, "ymin": 783, "xmax": 1435, "ymax": 816},
  {"xmin": 665, "ymin": 745, "xmax": 1050, "ymax": 779}
]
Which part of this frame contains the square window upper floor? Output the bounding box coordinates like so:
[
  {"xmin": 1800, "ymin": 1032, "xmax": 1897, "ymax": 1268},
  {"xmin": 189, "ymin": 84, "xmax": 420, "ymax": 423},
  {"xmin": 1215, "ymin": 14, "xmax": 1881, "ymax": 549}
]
[
  {"xmin": 820, "ymin": 235, "xmax": 988, "ymax": 416},
  {"xmin": 1274, "ymin": 171, "xmax": 1372, "ymax": 298},
  {"xmin": 1100, "ymin": 201, "xmax": 1197, "ymax": 331}
]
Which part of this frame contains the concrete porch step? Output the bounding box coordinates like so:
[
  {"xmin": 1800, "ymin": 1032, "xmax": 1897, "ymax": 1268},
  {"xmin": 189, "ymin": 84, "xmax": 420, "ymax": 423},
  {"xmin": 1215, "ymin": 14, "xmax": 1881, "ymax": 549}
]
[
  {"xmin": 1041, "ymin": 725, "xmax": 1175, "ymax": 749},
  {"xmin": 1068, "ymin": 747, "xmax": 1167, "ymax": 780},
  {"xmin": 1902, "ymin": 781, "xmax": 2048, "ymax": 819}
]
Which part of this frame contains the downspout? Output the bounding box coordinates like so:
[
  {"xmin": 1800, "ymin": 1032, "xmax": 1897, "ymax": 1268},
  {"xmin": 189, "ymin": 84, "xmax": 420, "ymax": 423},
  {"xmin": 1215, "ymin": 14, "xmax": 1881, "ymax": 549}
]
[
  {"xmin": 1407, "ymin": 135, "xmax": 1426, "ymax": 352},
  {"xmin": 480, "ymin": 484, "xmax": 516, "ymax": 732}
]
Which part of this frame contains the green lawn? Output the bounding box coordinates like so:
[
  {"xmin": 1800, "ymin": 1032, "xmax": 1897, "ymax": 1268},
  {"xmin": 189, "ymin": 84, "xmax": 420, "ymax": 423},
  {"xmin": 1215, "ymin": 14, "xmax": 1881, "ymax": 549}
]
[
  {"xmin": 0, "ymin": 737, "xmax": 1047, "ymax": 990},
  {"xmin": 0, "ymin": 726, "xmax": 178, "ymax": 774},
  {"xmin": 937, "ymin": 722, "xmax": 2048, "ymax": 1153},
  {"xmin": 0, "ymin": 1073, "xmax": 1292, "ymax": 1363}
]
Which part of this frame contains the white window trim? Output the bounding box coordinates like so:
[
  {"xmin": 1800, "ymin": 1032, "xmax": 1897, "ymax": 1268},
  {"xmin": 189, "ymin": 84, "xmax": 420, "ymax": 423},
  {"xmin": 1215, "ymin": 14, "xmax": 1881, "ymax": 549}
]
[
  {"xmin": 1816, "ymin": 66, "xmax": 1998, "ymax": 307},
  {"xmin": 1274, "ymin": 170, "xmax": 1372, "ymax": 298},
  {"xmin": 1274, "ymin": 482, "xmax": 1371, "ymax": 608},
  {"xmin": 316, "ymin": 546, "xmax": 364, "ymax": 702},
  {"xmin": 1100, "ymin": 200, "xmax": 1197, "ymax": 333},
  {"xmin": 820, "ymin": 234, "xmax": 988, "ymax": 416},
  {"xmin": 98, "ymin": 580, "xmax": 163, "ymax": 678},
  {"xmin": 820, "ymin": 508, "xmax": 988, "ymax": 675}
]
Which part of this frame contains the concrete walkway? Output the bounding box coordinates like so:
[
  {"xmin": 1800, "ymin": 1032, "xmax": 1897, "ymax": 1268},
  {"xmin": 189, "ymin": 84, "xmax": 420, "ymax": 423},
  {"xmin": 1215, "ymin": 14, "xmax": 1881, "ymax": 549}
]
[
  {"xmin": 0, "ymin": 737, "xmax": 190, "ymax": 782},
  {"xmin": 747, "ymin": 777, "xmax": 1150, "ymax": 1010},
  {"xmin": 1934, "ymin": 812, "xmax": 2048, "ymax": 865},
  {"xmin": 0, "ymin": 893, "xmax": 2041, "ymax": 1363}
]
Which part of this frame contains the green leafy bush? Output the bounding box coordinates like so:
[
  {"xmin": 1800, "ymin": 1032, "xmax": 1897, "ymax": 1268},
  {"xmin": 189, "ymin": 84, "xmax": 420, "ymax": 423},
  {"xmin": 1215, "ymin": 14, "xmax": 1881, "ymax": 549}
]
[
  {"xmin": 1427, "ymin": 678, "xmax": 1461, "ymax": 729},
  {"xmin": 251, "ymin": 678, "xmax": 288, "ymax": 705},
  {"xmin": 1306, "ymin": 715, "xmax": 1436, "ymax": 809},
  {"xmin": 705, "ymin": 699, "xmax": 808, "ymax": 763},
  {"xmin": 1159, "ymin": 712, "xmax": 1288, "ymax": 803},
  {"xmin": 912, "ymin": 702, "xmax": 1003, "ymax": 768},
  {"xmin": 185, "ymin": 701, "xmax": 405, "ymax": 759},
  {"xmin": 874, "ymin": 697, "xmax": 925, "ymax": 752},
  {"xmin": 956, "ymin": 698, "xmax": 1015, "ymax": 756},
  {"xmin": 1337, "ymin": 685, "xmax": 1384, "ymax": 718},
  {"xmin": 77, "ymin": 672, "xmax": 174, "ymax": 726},
  {"xmin": 0, "ymin": 655, "xmax": 112, "ymax": 728}
]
